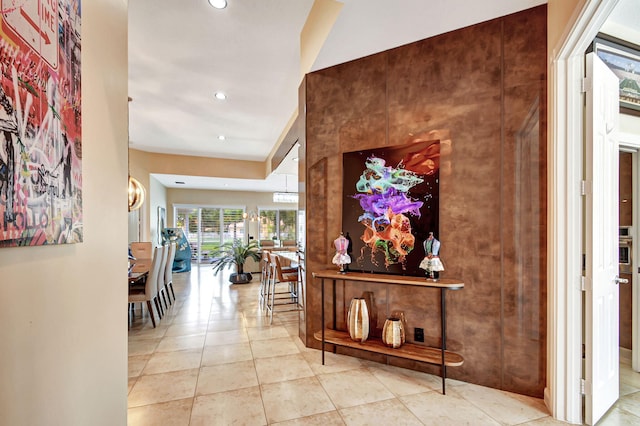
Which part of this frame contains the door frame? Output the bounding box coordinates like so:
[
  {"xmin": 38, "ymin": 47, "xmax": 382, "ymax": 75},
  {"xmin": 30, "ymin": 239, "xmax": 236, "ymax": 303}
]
[{"xmin": 547, "ymin": 0, "xmax": 620, "ymax": 423}]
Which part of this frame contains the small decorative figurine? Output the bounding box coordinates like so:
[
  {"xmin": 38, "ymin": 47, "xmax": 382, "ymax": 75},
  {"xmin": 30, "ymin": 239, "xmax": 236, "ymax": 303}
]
[
  {"xmin": 332, "ymin": 232, "xmax": 351, "ymax": 274},
  {"xmin": 419, "ymin": 232, "xmax": 444, "ymax": 280},
  {"xmin": 345, "ymin": 232, "xmax": 353, "ymax": 271}
]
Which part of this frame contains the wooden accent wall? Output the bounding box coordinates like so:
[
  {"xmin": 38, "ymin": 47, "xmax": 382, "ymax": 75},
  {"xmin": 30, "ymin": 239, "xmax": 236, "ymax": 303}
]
[
  {"xmin": 300, "ymin": 5, "xmax": 547, "ymax": 397},
  {"xmin": 620, "ymin": 152, "xmax": 632, "ymax": 350}
]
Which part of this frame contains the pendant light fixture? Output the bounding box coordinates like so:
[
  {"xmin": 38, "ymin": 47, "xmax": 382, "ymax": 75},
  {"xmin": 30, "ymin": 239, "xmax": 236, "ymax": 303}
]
[
  {"xmin": 128, "ymin": 96, "xmax": 145, "ymax": 211},
  {"xmin": 273, "ymin": 175, "xmax": 298, "ymax": 203}
]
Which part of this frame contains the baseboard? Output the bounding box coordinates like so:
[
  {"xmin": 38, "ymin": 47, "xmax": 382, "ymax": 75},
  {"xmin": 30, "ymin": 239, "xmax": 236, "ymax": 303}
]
[
  {"xmin": 544, "ymin": 386, "xmax": 551, "ymax": 417},
  {"xmin": 620, "ymin": 346, "xmax": 632, "ymax": 364}
]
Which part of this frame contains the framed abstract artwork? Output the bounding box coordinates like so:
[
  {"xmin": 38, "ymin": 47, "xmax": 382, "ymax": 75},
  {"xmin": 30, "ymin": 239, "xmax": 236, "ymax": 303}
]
[
  {"xmin": 0, "ymin": 1, "xmax": 82, "ymax": 246},
  {"xmin": 342, "ymin": 131, "xmax": 449, "ymax": 276}
]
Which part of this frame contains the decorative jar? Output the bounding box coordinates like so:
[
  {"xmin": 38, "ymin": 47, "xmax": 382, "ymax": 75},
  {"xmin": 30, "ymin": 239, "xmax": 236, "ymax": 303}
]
[
  {"xmin": 347, "ymin": 297, "xmax": 369, "ymax": 342},
  {"xmin": 362, "ymin": 291, "xmax": 378, "ymax": 336},
  {"xmin": 390, "ymin": 310, "xmax": 407, "ymax": 344},
  {"xmin": 382, "ymin": 317, "xmax": 405, "ymax": 349}
]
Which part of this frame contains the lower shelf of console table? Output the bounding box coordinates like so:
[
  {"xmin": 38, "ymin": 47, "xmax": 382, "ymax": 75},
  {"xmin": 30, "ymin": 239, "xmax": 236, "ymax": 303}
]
[
  {"xmin": 313, "ymin": 329, "xmax": 464, "ymax": 366},
  {"xmin": 312, "ymin": 269, "xmax": 464, "ymax": 395}
]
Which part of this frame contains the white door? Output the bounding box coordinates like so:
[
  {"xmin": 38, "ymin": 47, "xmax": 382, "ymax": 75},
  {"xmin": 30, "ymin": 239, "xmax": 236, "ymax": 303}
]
[{"xmin": 584, "ymin": 52, "xmax": 620, "ymax": 425}]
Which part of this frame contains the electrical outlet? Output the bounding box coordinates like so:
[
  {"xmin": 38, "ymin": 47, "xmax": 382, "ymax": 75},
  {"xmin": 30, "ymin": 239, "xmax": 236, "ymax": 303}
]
[{"xmin": 414, "ymin": 327, "xmax": 424, "ymax": 342}]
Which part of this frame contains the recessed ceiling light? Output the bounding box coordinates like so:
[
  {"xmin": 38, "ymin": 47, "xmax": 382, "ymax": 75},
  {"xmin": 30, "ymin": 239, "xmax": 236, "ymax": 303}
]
[
  {"xmin": 292, "ymin": 157, "xmax": 299, "ymax": 162},
  {"xmin": 218, "ymin": 135, "xmax": 225, "ymax": 141},
  {"xmin": 214, "ymin": 92, "xmax": 226, "ymax": 100},
  {"xmin": 208, "ymin": 0, "xmax": 227, "ymax": 9}
]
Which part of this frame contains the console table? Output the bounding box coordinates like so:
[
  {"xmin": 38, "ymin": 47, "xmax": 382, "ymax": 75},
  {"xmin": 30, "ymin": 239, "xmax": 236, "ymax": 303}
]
[{"xmin": 312, "ymin": 269, "xmax": 464, "ymax": 394}]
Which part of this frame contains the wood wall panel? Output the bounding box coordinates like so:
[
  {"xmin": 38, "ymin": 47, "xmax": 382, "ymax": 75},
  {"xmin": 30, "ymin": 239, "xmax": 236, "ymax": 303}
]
[
  {"xmin": 501, "ymin": 7, "xmax": 547, "ymax": 395},
  {"xmin": 302, "ymin": 5, "xmax": 547, "ymax": 397},
  {"xmin": 619, "ymin": 152, "xmax": 632, "ymax": 349}
]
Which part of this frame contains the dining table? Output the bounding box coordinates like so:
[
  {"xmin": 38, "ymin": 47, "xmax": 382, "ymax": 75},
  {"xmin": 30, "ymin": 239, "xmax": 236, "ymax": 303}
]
[
  {"xmin": 128, "ymin": 260, "xmax": 150, "ymax": 285},
  {"xmin": 270, "ymin": 250, "xmax": 299, "ymax": 268}
]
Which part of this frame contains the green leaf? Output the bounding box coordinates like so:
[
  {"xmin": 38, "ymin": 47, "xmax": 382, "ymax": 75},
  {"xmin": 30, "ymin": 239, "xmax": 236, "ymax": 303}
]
[{"xmin": 210, "ymin": 239, "xmax": 261, "ymax": 275}]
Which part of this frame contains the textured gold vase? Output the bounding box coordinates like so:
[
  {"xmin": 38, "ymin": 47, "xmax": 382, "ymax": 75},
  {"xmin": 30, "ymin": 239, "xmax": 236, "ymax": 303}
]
[
  {"xmin": 361, "ymin": 291, "xmax": 378, "ymax": 336},
  {"xmin": 390, "ymin": 310, "xmax": 407, "ymax": 344},
  {"xmin": 347, "ymin": 298, "xmax": 369, "ymax": 342},
  {"xmin": 382, "ymin": 318, "xmax": 405, "ymax": 349}
]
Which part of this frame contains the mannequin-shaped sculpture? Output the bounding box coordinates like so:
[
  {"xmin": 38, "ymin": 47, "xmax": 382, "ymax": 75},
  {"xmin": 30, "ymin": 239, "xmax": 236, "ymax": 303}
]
[
  {"xmin": 419, "ymin": 232, "xmax": 444, "ymax": 280},
  {"xmin": 332, "ymin": 232, "xmax": 351, "ymax": 273}
]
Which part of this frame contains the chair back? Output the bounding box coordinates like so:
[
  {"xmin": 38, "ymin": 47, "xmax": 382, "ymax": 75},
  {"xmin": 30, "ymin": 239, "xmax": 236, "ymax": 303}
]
[
  {"xmin": 165, "ymin": 242, "xmax": 176, "ymax": 284},
  {"xmin": 130, "ymin": 242, "xmax": 152, "ymax": 259},
  {"xmin": 297, "ymin": 251, "xmax": 305, "ymax": 308},
  {"xmin": 157, "ymin": 244, "xmax": 168, "ymax": 289},
  {"xmin": 274, "ymin": 254, "xmax": 297, "ymax": 282},
  {"xmin": 261, "ymin": 250, "xmax": 269, "ymax": 271},
  {"xmin": 281, "ymin": 239, "xmax": 296, "ymax": 248},
  {"xmin": 260, "ymin": 239, "xmax": 275, "ymax": 248},
  {"xmin": 266, "ymin": 251, "xmax": 276, "ymax": 279},
  {"xmin": 145, "ymin": 246, "xmax": 164, "ymax": 297}
]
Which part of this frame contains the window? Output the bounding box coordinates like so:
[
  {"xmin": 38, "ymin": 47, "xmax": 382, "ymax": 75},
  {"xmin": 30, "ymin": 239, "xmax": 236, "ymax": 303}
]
[
  {"xmin": 278, "ymin": 210, "xmax": 296, "ymax": 240},
  {"xmin": 222, "ymin": 208, "xmax": 245, "ymax": 243},
  {"xmin": 259, "ymin": 210, "xmax": 277, "ymax": 240},
  {"xmin": 175, "ymin": 206, "xmax": 245, "ymax": 263},
  {"xmin": 259, "ymin": 209, "xmax": 296, "ymax": 242}
]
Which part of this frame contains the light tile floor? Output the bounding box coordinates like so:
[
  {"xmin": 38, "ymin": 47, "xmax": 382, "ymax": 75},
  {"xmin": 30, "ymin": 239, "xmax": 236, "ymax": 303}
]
[{"xmin": 128, "ymin": 265, "xmax": 640, "ymax": 425}]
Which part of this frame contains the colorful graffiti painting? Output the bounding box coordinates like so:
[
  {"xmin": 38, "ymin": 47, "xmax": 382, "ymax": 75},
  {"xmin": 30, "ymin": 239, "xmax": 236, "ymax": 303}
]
[
  {"xmin": 0, "ymin": 0, "xmax": 82, "ymax": 246},
  {"xmin": 342, "ymin": 130, "xmax": 450, "ymax": 276}
]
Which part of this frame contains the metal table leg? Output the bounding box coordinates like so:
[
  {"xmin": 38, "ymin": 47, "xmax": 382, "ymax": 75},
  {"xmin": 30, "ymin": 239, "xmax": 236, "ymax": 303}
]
[
  {"xmin": 441, "ymin": 287, "xmax": 447, "ymax": 394},
  {"xmin": 321, "ymin": 278, "xmax": 325, "ymax": 365}
]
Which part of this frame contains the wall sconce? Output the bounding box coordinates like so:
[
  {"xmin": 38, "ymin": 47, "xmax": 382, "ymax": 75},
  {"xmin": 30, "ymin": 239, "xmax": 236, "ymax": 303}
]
[
  {"xmin": 127, "ymin": 97, "xmax": 145, "ymax": 212},
  {"xmin": 243, "ymin": 209, "xmax": 259, "ymax": 222},
  {"xmin": 128, "ymin": 176, "xmax": 145, "ymax": 211}
]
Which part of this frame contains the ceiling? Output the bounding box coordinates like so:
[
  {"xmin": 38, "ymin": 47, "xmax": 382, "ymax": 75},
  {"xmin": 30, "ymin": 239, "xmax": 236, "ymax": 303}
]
[{"xmin": 129, "ymin": 0, "xmax": 638, "ymax": 193}]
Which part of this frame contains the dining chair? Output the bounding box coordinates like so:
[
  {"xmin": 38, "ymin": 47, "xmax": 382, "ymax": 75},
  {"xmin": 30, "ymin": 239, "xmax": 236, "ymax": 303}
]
[
  {"xmin": 156, "ymin": 244, "xmax": 169, "ymax": 314},
  {"xmin": 259, "ymin": 239, "xmax": 275, "ymax": 249},
  {"xmin": 130, "ymin": 241, "xmax": 152, "ymax": 260},
  {"xmin": 297, "ymin": 251, "xmax": 305, "ymax": 315},
  {"xmin": 128, "ymin": 246, "xmax": 163, "ymax": 328},
  {"xmin": 164, "ymin": 242, "xmax": 177, "ymax": 303},
  {"xmin": 281, "ymin": 239, "xmax": 296, "ymax": 248},
  {"xmin": 259, "ymin": 251, "xmax": 271, "ymax": 309}
]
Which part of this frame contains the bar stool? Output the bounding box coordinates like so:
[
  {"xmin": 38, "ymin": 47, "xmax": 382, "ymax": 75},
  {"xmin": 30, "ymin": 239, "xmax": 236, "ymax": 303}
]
[
  {"xmin": 259, "ymin": 251, "xmax": 271, "ymax": 308},
  {"xmin": 265, "ymin": 253, "xmax": 301, "ymax": 324},
  {"xmin": 297, "ymin": 251, "xmax": 305, "ymax": 315}
]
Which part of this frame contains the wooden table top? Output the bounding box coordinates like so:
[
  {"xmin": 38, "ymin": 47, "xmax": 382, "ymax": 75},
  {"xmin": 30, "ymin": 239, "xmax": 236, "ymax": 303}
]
[
  {"xmin": 312, "ymin": 269, "xmax": 464, "ymax": 289},
  {"xmin": 128, "ymin": 261, "xmax": 150, "ymax": 283}
]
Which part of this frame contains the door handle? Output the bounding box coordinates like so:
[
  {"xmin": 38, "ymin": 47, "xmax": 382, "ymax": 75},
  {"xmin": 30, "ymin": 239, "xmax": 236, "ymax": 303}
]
[{"xmin": 615, "ymin": 276, "xmax": 630, "ymax": 284}]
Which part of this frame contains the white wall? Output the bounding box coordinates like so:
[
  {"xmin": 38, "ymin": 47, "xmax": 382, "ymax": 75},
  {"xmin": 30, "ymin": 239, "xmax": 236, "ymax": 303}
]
[
  {"xmin": 128, "ymin": 209, "xmax": 141, "ymax": 243},
  {"xmin": 149, "ymin": 175, "xmax": 168, "ymax": 247},
  {"xmin": 621, "ymin": 113, "xmax": 640, "ymax": 139},
  {"xmin": 0, "ymin": 1, "xmax": 128, "ymax": 424}
]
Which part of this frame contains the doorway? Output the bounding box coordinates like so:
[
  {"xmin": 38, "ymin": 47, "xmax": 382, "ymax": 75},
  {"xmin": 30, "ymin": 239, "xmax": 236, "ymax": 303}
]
[
  {"xmin": 620, "ymin": 138, "xmax": 640, "ymax": 387},
  {"xmin": 619, "ymin": 150, "xmax": 634, "ymax": 366},
  {"xmin": 548, "ymin": 0, "xmax": 623, "ymax": 423}
]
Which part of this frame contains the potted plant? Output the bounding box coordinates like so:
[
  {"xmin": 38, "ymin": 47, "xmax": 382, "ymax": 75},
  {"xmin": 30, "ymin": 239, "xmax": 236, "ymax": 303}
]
[{"xmin": 210, "ymin": 239, "xmax": 261, "ymax": 284}]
